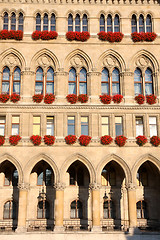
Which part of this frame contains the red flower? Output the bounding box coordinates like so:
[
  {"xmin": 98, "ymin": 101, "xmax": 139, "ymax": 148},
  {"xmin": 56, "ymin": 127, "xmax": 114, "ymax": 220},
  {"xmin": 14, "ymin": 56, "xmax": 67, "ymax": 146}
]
[
  {"xmin": 0, "ymin": 30, "xmax": 23, "ymax": 40},
  {"xmin": 32, "ymin": 94, "xmax": 43, "ymax": 103},
  {"xmin": 66, "ymin": 31, "xmax": 90, "ymax": 41},
  {"xmin": 32, "ymin": 31, "xmax": 42, "ymax": 40},
  {"xmin": 66, "ymin": 94, "xmax": 78, "ymax": 104},
  {"xmin": 146, "ymin": 94, "xmax": 157, "ymax": 105},
  {"xmin": 30, "ymin": 135, "xmax": 41, "ymax": 146},
  {"xmin": 49, "ymin": 31, "xmax": 58, "ymax": 39},
  {"xmin": 78, "ymin": 135, "xmax": 91, "ymax": 146},
  {"xmin": 78, "ymin": 94, "xmax": 88, "ymax": 103},
  {"xmin": 97, "ymin": 31, "xmax": 124, "ymax": 42},
  {"xmin": 135, "ymin": 94, "xmax": 145, "ymax": 104},
  {"xmin": 0, "ymin": 94, "xmax": 10, "ymax": 103},
  {"xmin": 44, "ymin": 94, "xmax": 55, "ymax": 104},
  {"xmin": 10, "ymin": 93, "xmax": 20, "ymax": 103},
  {"xmin": 65, "ymin": 135, "xmax": 77, "ymax": 144},
  {"xmin": 136, "ymin": 135, "xmax": 148, "ymax": 146},
  {"xmin": 0, "ymin": 136, "xmax": 5, "ymax": 146},
  {"xmin": 0, "ymin": 30, "xmax": 10, "ymax": 39},
  {"xmin": 150, "ymin": 136, "xmax": 160, "ymax": 147},
  {"xmin": 115, "ymin": 135, "xmax": 127, "ymax": 147},
  {"xmin": 32, "ymin": 31, "xmax": 58, "ymax": 40},
  {"xmin": 100, "ymin": 135, "xmax": 113, "ymax": 145},
  {"xmin": 112, "ymin": 94, "xmax": 123, "ymax": 104},
  {"xmin": 131, "ymin": 32, "xmax": 157, "ymax": 42},
  {"xmin": 43, "ymin": 135, "xmax": 55, "ymax": 145},
  {"xmin": 99, "ymin": 94, "xmax": 112, "ymax": 104},
  {"xmin": 9, "ymin": 135, "xmax": 21, "ymax": 146}
]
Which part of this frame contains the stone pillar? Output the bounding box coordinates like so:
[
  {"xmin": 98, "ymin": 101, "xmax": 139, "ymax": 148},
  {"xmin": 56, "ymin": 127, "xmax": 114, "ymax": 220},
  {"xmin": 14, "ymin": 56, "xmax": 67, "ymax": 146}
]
[
  {"xmin": 16, "ymin": 183, "xmax": 29, "ymax": 232},
  {"xmin": 54, "ymin": 183, "xmax": 65, "ymax": 232},
  {"xmin": 88, "ymin": 71, "xmax": 101, "ymax": 104},
  {"xmin": 21, "ymin": 69, "xmax": 34, "ymax": 103},
  {"xmin": 55, "ymin": 69, "xmax": 68, "ymax": 103},
  {"xmin": 121, "ymin": 71, "xmax": 134, "ymax": 104},
  {"xmin": 90, "ymin": 183, "xmax": 101, "ymax": 232}
]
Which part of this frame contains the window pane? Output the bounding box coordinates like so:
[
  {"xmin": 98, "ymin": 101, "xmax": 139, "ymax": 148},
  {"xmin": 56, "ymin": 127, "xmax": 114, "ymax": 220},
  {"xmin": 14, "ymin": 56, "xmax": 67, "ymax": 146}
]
[
  {"xmin": 37, "ymin": 172, "xmax": 43, "ymax": 185},
  {"xmin": 79, "ymin": 83, "xmax": 87, "ymax": 94},
  {"xmin": 75, "ymin": 15, "xmax": 80, "ymax": 32},
  {"xmin": 80, "ymin": 68, "xmax": 87, "ymax": 82},
  {"xmin": 102, "ymin": 117, "xmax": 109, "ymax": 135},
  {"xmin": 0, "ymin": 117, "xmax": 5, "ymax": 136},
  {"xmin": 69, "ymin": 83, "xmax": 76, "ymax": 94},
  {"xmin": 100, "ymin": 15, "xmax": 105, "ymax": 32},
  {"xmin": 81, "ymin": 117, "xmax": 88, "ymax": 135},
  {"xmin": 149, "ymin": 117, "xmax": 157, "ymax": 137},
  {"xmin": 114, "ymin": 15, "xmax": 120, "ymax": 32},
  {"xmin": 115, "ymin": 117, "xmax": 122, "ymax": 136},
  {"xmin": 33, "ymin": 116, "xmax": 40, "ymax": 123},
  {"xmin": 131, "ymin": 15, "xmax": 137, "ymax": 33},
  {"xmin": 107, "ymin": 15, "xmax": 112, "ymax": 32},
  {"xmin": 82, "ymin": 14, "xmax": 88, "ymax": 32},
  {"xmin": 136, "ymin": 117, "xmax": 143, "ymax": 137},
  {"xmin": 68, "ymin": 14, "xmax": 73, "ymax": 31},
  {"xmin": 3, "ymin": 13, "xmax": 8, "ymax": 30},
  {"xmin": 45, "ymin": 169, "xmax": 52, "ymax": 186},
  {"xmin": 46, "ymin": 116, "xmax": 54, "ymax": 135},
  {"xmin": 146, "ymin": 15, "xmax": 152, "ymax": 32},
  {"xmin": 33, "ymin": 125, "xmax": 40, "ymax": 135},
  {"xmin": 36, "ymin": 68, "xmax": 43, "ymax": 81},
  {"xmin": 68, "ymin": 116, "xmax": 75, "ymax": 135},
  {"xmin": 12, "ymin": 125, "xmax": 19, "ymax": 135},
  {"xmin": 139, "ymin": 15, "xmax": 144, "ymax": 32},
  {"xmin": 35, "ymin": 82, "xmax": 43, "ymax": 94}
]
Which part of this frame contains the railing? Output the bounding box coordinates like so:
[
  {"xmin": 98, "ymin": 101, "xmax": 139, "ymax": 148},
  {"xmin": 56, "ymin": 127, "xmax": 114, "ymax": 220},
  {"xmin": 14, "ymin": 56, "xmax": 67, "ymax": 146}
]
[
  {"xmin": 0, "ymin": 219, "xmax": 17, "ymax": 231},
  {"xmin": 101, "ymin": 219, "xmax": 129, "ymax": 231},
  {"xmin": 64, "ymin": 219, "xmax": 92, "ymax": 231},
  {"xmin": 26, "ymin": 219, "xmax": 54, "ymax": 231},
  {"xmin": 137, "ymin": 219, "xmax": 160, "ymax": 231}
]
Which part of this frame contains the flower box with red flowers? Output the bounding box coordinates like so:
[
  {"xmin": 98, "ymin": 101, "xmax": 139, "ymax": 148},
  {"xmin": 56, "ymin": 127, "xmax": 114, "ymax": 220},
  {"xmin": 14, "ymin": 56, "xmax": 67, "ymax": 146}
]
[
  {"xmin": 30, "ymin": 135, "xmax": 41, "ymax": 146},
  {"xmin": 0, "ymin": 94, "xmax": 10, "ymax": 103},
  {"xmin": 9, "ymin": 135, "xmax": 21, "ymax": 146},
  {"xmin": 10, "ymin": 93, "xmax": 20, "ymax": 103},
  {"xmin": 100, "ymin": 135, "xmax": 113, "ymax": 145},
  {"xmin": 43, "ymin": 135, "xmax": 55, "ymax": 145},
  {"xmin": 150, "ymin": 136, "xmax": 160, "ymax": 147},
  {"xmin": 65, "ymin": 135, "xmax": 77, "ymax": 145},
  {"xmin": 115, "ymin": 135, "xmax": 127, "ymax": 147},
  {"xmin": 78, "ymin": 135, "xmax": 91, "ymax": 146},
  {"xmin": 66, "ymin": 94, "xmax": 78, "ymax": 104},
  {"xmin": 0, "ymin": 30, "xmax": 23, "ymax": 40},
  {"xmin": 32, "ymin": 31, "xmax": 58, "ymax": 40},
  {"xmin": 146, "ymin": 94, "xmax": 157, "ymax": 105},
  {"xmin": 136, "ymin": 135, "xmax": 148, "ymax": 146},
  {"xmin": 99, "ymin": 94, "xmax": 112, "ymax": 104},
  {"xmin": 97, "ymin": 31, "xmax": 124, "ymax": 42},
  {"xmin": 135, "ymin": 94, "xmax": 145, "ymax": 104},
  {"xmin": 78, "ymin": 94, "xmax": 88, "ymax": 103},
  {"xmin": 0, "ymin": 136, "xmax": 5, "ymax": 146},
  {"xmin": 32, "ymin": 94, "xmax": 43, "ymax": 103},
  {"xmin": 44, "ymin": 94, "xmax": 55, "ymax": 104},
  {"xmin": 66, "ymin": 31, "xmax": 90, "ymax": 42},
  {"xmin": 131, "ymin": 32, "xmax": 157, "ymax": 42},
  {"xmin": 112, "ymin": 94, "xmax": 123, "ymax": 104}
]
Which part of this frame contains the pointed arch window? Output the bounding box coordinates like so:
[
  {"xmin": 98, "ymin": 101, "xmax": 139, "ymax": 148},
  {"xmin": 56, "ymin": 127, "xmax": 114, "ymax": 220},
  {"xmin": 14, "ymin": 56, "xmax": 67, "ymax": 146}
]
[
  {"xmin": 82, "ymin": 14, "xmax": 88, "ymax": 32},
  {"xmin": 51, "ymin": 14, "xmax": 56, "ymax": 31},
  {"xmin": 69, "ymin": 68, "xmax": 76, "ymax": 94},
  {"xmin": 35, "ymin": 67, "xmax": 43, "ymax": 94},
  {"xmin": 68, "ymin": 14, "xmax": 73, "ymax": 32},
  {"xmin": 37, "ymin": 200, "xmax": 50, "ymax": 219},
  {"xmin": 101, "ymin": 68, "xmax": 109, "ymax": 94},
  {"xmin": 18, "ymin": 13, "xmax": 23, "ymax": 31},
  {"xmin": 103, "ymin": 200, "xmax": 115, "ymax": 219},
  {"xmin": 36, "ymin": 13, "xmax": 41, "ymax": 31},
  {"xmin": 75, "ymin": 14, "xmax": 80, "ymax": 32},
  {"xmin": 2, "ymin": 67, "xmax": 10, "ymax": 94},
  {"xmin": 114, "ymin": 15, "xmax": 120, "ymax": 32},
  {"xmin": 79, "ymin": 68, "xmax": 87, "ymax": 94},
  {"xmin": 3, "ymin": 201, "xmax": 17, "ymax": 219},
  {"xmin": 37, "ymin": 168, "xmax": 52, "ymax": 186},
  {"xmin": 3, "ymin": 12, "xmax": 9, "ymax": 30},
  {"xmin": 71, "ymin": 200, "xmax": 83, "ymax": 219},
  {"xmin": 131, "ymin": 15, "xmax": 137, "ymax": 33},
  {"xmin": 13, "ymin": 67, "xmax": 21, "ymax": 94},
  {"xmin": 101, "ymin": 167, "xmax": 116, "ymax": 186},
  {"xmin": 100, "ymin": 14, "xmax": 105, "ymax": 32},
  {"xmin": 46, "ymin": 67, "xmax": 54, "ymax": 94},
  {"xmin": 137, "ymin": 201, "xmax": 147, "ymax": 219},
  {"xmin": 146, "ymin": 15, "xmax": 152, "ymax": 32},
  {"xmin": 107, "ymin": 15, "xmax": 112, "ymax": 32},
  {"xmin": 145, "ymin": 68, "xmax": 153, "ymax": 95},
  {"xmin": 112, "ymin": 68, "xmax": 120, "ymax": 95},
  {"xmin": 134, "ymin": 68, "xmax": 142, "ymax": 96},
  {"xmin": 11, "ymin": 13, "xmax": 16, "ymax": 30},
  {"xmin": 68, "ymin": 166, "xmax": 84, "ymax": 186},
  {"xmin": 139, "ymin": 15, "xmax": 144, "ymax": 33},
  {"xmin": 43, "ymin": 14, "xmax": 48, "ymax": 31}
]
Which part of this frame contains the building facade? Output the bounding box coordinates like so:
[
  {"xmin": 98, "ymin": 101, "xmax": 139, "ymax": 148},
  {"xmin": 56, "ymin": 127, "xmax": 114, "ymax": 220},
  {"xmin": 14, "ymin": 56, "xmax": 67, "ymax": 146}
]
[{"xmin": 0, "ymin": 0, "xmax": 160, "ymax": 236}]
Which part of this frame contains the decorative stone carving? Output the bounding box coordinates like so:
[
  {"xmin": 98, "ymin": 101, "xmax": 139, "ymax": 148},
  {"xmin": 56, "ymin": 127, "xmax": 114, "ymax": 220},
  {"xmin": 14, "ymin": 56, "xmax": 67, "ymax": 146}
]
[
  {"xmin": 54, "ymin": 182, "xmax": 66, "ymax": 190},
  {"xmin": 70, "ymin": 56, "xmax": 84, "ymax": 68},
  {"xmin": 126, "ymin": 182, "xmax": 136, "ymax": 191},
  {"xmin": 3, "ymin": 54, "xmax": 21, "ymax": 68},
  {"xmin": 137, "ymin": 56, "xmax": 148, "ymax": 67},
  {"xmin": 89, "ymin": 183, "xmax": 101, "ymax": 190},
  {"xmin": 103, "ymin": 55, "xmax": 118, "ymax": 69},
  {"xmin": 18, "ymin": 182, "xmax": 30, "ymax": 191},
  {"xmin": 37, "ymin": 54, "xmax": 52, "ymax": 68}
]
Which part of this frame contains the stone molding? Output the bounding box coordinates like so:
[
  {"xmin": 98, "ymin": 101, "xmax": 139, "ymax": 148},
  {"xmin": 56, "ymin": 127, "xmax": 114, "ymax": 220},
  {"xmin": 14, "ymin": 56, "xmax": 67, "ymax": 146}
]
[
  {"xmin": 54, "ymin": 182, "xmax": 66, "ymax": 190},
  {"xmin": 18, "ymin": 182, "xmax": 30, "ymax": 191},
  {"xmin": 89, "ymin": 183, "xmax": 101, "ymax": 190}
]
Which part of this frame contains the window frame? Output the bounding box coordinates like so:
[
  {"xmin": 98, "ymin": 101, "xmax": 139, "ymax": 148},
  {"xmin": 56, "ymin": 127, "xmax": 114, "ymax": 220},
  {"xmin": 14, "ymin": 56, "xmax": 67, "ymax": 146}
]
[
  {"xmin": 36, "ymin": 13, "xmax": 41, "ymax": 31},
  {"xmin": 115, "ymin": 116, "xmax": 123, "ymax": 136},
  {"xmin": 18, "ymin": 13, "xmax": 24, "ymax": 31},
  {"xmin": 3, "ymin": 200, "xmax": 17, "ymax": 220},
  {"xmin": 3, "ymin": 12, "xmax": 9, "ymax": 30},
  {"xmin": 11, "ymin": 115, "xmax": 20, "ymax": 135},
  {"xmin": 0, "ymin": 116, "xmax": 6, "ymax": 136},
  {"xmin": 135, "ymin": 116, "xmax": 144, "ymax": 137},
  {"xmin": 70, "ymin": 200, "xmax": 83, "ymax": 219},
  {"xmin": 37, "ymin": 200, "xmax": 50, "ymax": 219},
  {"xmin": 33, "ymin": 116, "xmax": 41, "ymax": 135},
  {"xmin": 35, "ymin": 67, "xmax": 44, "ymax": 95}
]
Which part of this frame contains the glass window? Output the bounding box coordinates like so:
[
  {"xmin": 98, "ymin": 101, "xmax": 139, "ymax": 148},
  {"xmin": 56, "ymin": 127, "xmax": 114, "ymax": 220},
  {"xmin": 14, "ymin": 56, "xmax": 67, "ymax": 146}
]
[
  {"xmin": 100, "ymin": 14, "xmax": 105, "ymax": 32},
  {"xmin": 71, "ymin": 200, "xmax": 83, "ymax": 219},
  {"xmin": 82, "ymin": 14, "xmax": 88, "ymax": 32},
  {"xmin": 12, "ymin": 116, "xmax": 20, "ymax": 135},
  {"xmin": 2, "ymin": 67, "xmax": 10, "ymax": 94},
  {"xmin": 46, "ymin": 116, "xmax": 54, "ymax": 135},
  {"xmin": 37, "ymin": 167, "xmax": 52, "ymax": 186},
  {"xmin": 114, "ymin": 15, "xmax": 120, "ymax": 32},
  {"xmin": 75, "ymin": 14, "xmax": 80, "ymax": 32},
  {"xmin": 35, "ymin": 67, "xmax": 43, "ymax": 94},
  {"xmin": 3, "ymin": 12, "xmax": 8, "ymax": 30},
  {"xmin": 36, "ymin": 13, "xmax": 41, "ymax": 31},
  {"xmin": 131, "ymin": 15, "xmax": 137, "ymax": 33},
  {"xmin": 102, "ymin": 116, "xmax": 109, "ymax": 135},
  {"xmin": 51, "ymin": 14, "xmax": 56, "ymax": 31},
  {"xmin": 137, "ymin": 201, "xmax": 147, "ymax": 219},
  {"xmin": 43, "ymin": 14, "xmax": 48, "ymax": 31},
  {"xmin": 149, "ymin": 117, "xmax": 157, "ymax": 137},
  {"xmin": 115, "ymin": 116, "xmax": 123, "ymax": 136},
  {"xmin": 69, "ymin": 68, "xmax": 76, "ymax": 94},
  {"xmin": 11, "ymin": 13, "xmax": 16, "ymax": 30},
  {"xmin": 79, "ymin": 68, "xmax": 87, "ymax": 94},
  {"xmin": 134, "ymin": 68, "xmax": 142, "ymax": 96},
  {"xmin": 68, "ymin": 116, "xmax": 75, "ymax": 135},
  {"xmin": 136, "ymin": 117, "xmax": 143, "ymax": 137},
  {"xmin": 104, "ymin": 200, "xmax": 115, "ymax": 219},
  {"xmin": 33, "ymin": 116, "xmax": 41, "ymax": 135},
  {"xmin": 145, "ymin": 68, "xmax": 153, "ymax": 95},
  {"xmin": 112, "ymin": 68, "xmax": 120, "ymax": 95},
  {"xmin": 107, "ymin": 15, "xmax": 112, "ymax": 32},
  {"xmin": 46, "ymin": 67, "xmax": 54, "ymax": 94},
  {"xmin": 13, "ymin": 67, "xmax": 21, "ymax": 94},
  {"xmin": 0, "ymin": 116, "xmax": 5, "ymax": 136},
  {"xmin": 81, "ymin": 116, "xmax": 88, "ymax": 135},
  {"xmin": 101, "ymin": 68, "xmax": 109, "ymax": 94},
  {"xmin": 139, "ymin": 15, "xmax": 144, "ymax": 32},
  {"xmin": 3, "ymin": 201, "xmax": 16, "ymax": 219},
  {"xmin": 146, "ymin": 15, "xmax": 152, "ymax": 33},
  {"xmin": 68, "ymin": 14, "xmax": 73, "ymax": 32},
  {"xmin": 18, "ymin": 13, "xmax": 23, "ymax": 31},
  {"xmin": 37, "ymin": 200, "xmax": 50, "ymax": 219},
  {"xmin": 12, "ymin": 169, "xmax": 18, "ymax": 186}
]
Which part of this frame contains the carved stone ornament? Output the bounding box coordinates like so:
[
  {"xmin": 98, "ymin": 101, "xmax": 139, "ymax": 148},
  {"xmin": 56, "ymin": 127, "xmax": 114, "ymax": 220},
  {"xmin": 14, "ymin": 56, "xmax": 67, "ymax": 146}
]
[
  {"xmin": 103, "ymin": 56, "xmax": 116, "ymax": 67},
  {"xmin": 126, "ymin": 182, "xmax": 136, "ymax": 191},
  {"xmin": 89, "ymin": 183, "xmax": 101, "ymax": 190},
  {"xmin": 137, "ymin": 56, "xmax": 149, "ymax": 67},
  {"xmin": 18, "ymin": 182, "xmax": 30, "ymax": 191},
  {"xmin": 37, "ymin": 55, "xmax": 52, "ymax": 68},
  {"xmin": 70, "ymin": 56, "xmax": 84, "ymax": 68},
  {"xmin": 3, "ymin": 54, "xmax": 20, "ymax": 67},
  {"xmin": 54, "ymin": 182, "xmax": 66, "ymax": 190}
]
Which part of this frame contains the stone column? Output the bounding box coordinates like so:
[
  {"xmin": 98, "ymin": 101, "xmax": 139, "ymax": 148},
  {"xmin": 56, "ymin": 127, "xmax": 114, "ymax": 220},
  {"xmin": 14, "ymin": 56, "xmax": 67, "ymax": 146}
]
[
  {"xmin": 90, "ymin": 183, "xmax": 101, "ymax": 232},
  {"xmin": 122, "ymin": 71, "xmax": 134, "ymax": 104},
  {"xmin": 21, "ymin": 69, "xmax": 34, "ymax": 103},
  {"xmin": 55, "ymin": 69, "xmax": 68, "ymax": 104},
  {"xmin": 54, "ymin": 183, "xmax": 65, "ymax": 232},
  {"xmin": 16, "ymin": 183, "xmax": 29, "ymax": 232},
  {"xmin": 88, "ymin": 71, "xmax": 101, "ymax": 104}
]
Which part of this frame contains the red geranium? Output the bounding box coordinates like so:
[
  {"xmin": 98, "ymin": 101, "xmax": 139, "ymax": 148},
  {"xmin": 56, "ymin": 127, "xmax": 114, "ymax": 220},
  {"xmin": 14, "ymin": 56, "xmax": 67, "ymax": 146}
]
[
  {"xmin": 32, "ymin": 31, "xmax": 41, "ymax": 40},
  {"xmin": 66, "ymin": 31, "xmax": 90, "ymax": 41},
  {"xmin": 40, "ymin": 31, "xmax": 58, "ymax": 40},
  {"xmin": 66, "ymin": 94, "xmax": 78, "ymax": 104},
  {"xmin": 0, "ymin": 30, "xmax": 10, "ymax": 39},
  {"xmin": 146, "ymin": 94, "xmax": 157, "ymax": 105},
  {"xmin": 78, "ymin": 94, "xmax": 88, "ymax": 103},
  {"xmin": 150, "ymin": 136, "xmax": 160, "ymax": 147},
  {"xmin": 0, "ymin": 136, "xmax": 5, "ymax": 146},
  {"xmin": 97, "ymin": 31, "xmax": 124, "ymax": 42},
  {"xmin": 0, "ymin": 94, "xmax": 10, "ymax": 103},
  {"xmin": 99, "ymin": 94, "xmax": 112, "ymax": 104},
  {"xmin": 136, "ymin": 135, "xmax": 148, "ymax": 146},
  {"xmin": 44, "ymin": 94, "xmax": 55, "ymax": 104},
  {"xmin": 43, "ymin": 135, "xmax": 55, "ymax": 145},
  {"xmin": 32, "ymin": 94, "xmax": 43, "ymax": 103},
  {"xmin": 78, "ymin": 135, "xmax": 91, "ymax": 146},
  {"xmin": 131, "ymin": 32, "xmax": 157, "ymax": 42},
  {"xmin": 30, "ymin": 135, "xmax": 41, "ymax": 146},
  {"xmin": 135, "ymin": 94, "xmax": 145, "ymax": 104},
  {"xmin": 65, "ymin": 135, "xmax": 77, "ymax": 144},
  {"xmin": 112, "ymin": 94, "xmax": 123, "ymax": 103},
  {"xmin": 115, "ymin": 135, "xmax": 127, "ymax": 147},
  {"xmin": 144, "ymin": 32, "xmax": 157, "ymax": 42},
  {"xmin": 9, "ymin": 135, "xmax": 21, "ymax": 146},
  {"xmin": 100, "ymin": 135, "xmax": 113, "ymax": 145},
  {"xmin": 10, "ymin": 93, "xmax": 20, "ymax": 103},
  {"xmin": 0, "ymin": 30, "xmax": 23, "ymax": 40}
]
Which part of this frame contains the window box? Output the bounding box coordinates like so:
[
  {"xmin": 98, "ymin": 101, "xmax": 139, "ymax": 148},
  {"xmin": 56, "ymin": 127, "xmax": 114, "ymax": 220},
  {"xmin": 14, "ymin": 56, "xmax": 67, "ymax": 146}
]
[
  {"xmin": 10, "ymin": 93, "xmax": 20, "ymax": 103},
  {"xmin": 115, "ymin": 135, "xmax": 127, "ymax": 147},
  {"xmin": 100, "ymin": 94, "xmax": 112, "ymax": 104},
  {"xmin": 136, "ymin": 135, "xmax": 148, "ymax": 146},
  {"xmin": 32, "ymin": 94, "xmax": 43, "ymax": 103},
  {"xmin": 135, "ymin": 94, "xmax": 145, "ymax": 104},
  {"xmin": 32, "ymin": 31, "xmax": 58, "ymax": 40},
  {"xmin": 30, "ymin": 135, "xmax": 41, "ymax": 146},
  {"xmin": 112, "ymin": 94, "xmax": 123, "ymax": 104},
  {"xmin": 0, "ymin": 136, "xmax": 5, "ymax": 146},
  {"xmin": 100, "ymin": 135, "xmax": 113, "ymax": 145},
  {"xmin": 65, "ymin": 135, "xmax": 77, "ymax": 145},
  {"xmin": 78, "ymin": 135, "xmax": 91, "ymax": 146},
  {"xmin": 66, "ymin": 94, "xmax": 78, "ymax": 104},
  {"xmin": 44, "ymin": 94, "xmax": 55, "ymax": 104},
  {"xmin": 9, "ymin": 135, "xmax": 21, "ymax": 146},
  {"xmin": 150, "ymin": 136, "xmax": 160, "ymax": 147},
  {"xmin": 0, "ymin": 30, "xmax": 23, "ymax": 40},
  {"xmin": 78, "ymin": 94, "xmax": 88, "ymax": 103},
  {"xmin": 66, "ymin": 31, "xmax": 90, "ymax": 42},
  {"xmin": 43, "ymin": 135, "xmax": 55, "ymax": 145},
  {"xmin": 131, "ymin": 32, "xmax": 157, "ymax": 42},
  {"xmin": 0, "ymin": 94, "xmax": 10, "ymax": 103},
  {"xmin": 97, "ymin": 31, "xmax": 124, "ymax": 42},
  {"xmin": 146, "ymin": 94, "xmax": 157, "ymax": 105}
]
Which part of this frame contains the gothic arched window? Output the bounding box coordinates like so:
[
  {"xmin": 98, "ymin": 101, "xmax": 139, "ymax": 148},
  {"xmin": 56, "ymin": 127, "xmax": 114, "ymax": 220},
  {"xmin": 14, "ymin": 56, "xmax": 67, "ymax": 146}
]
[{"xmin": 70, "ymin": 200, "xmax": 83, "ymax": 219}]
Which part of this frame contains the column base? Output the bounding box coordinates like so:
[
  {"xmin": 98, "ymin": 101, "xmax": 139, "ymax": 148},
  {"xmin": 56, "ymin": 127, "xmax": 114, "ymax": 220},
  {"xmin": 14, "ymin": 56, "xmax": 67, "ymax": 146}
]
[
  {"xmin": 91, "ymin": 226, "xmax": 102, "ymax": 232},
  {"xmin": 54, "ymin": 226, "xmax": 65, "ymax": 232},
  {"xmin": 16, "ymin": 226, "xmax": 27, "ymax": 233},
  {"xmin": 128, "ymin": 227, "xmax": 140, "ymax": 235}
]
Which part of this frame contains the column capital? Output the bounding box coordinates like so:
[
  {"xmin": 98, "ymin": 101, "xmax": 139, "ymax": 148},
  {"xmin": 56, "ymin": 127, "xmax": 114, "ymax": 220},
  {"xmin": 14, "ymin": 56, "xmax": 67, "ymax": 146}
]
[
  {"xmin": 88, "ymin": 71, "xmax": 101, "ymax": 77},
  {"xmin": 89, "ymin": 183, "xmax": 101, "ymax": 190},
  {"xmin": 18, "ymin": 182, "xmax": 30, "ymax": 191},
  {"xmin": 126, "ymin": 182, "xmax": 136, "ymax": 191},
  {"xmin": 21, "ymin": 68, "xmax": 34, "ymax": 76},
  {"xmin": 54, "ymin": 182, "xmax": 66, "ymax": 190},
  {"xmin": 121, "ymin": 71, "xmax": 133, "ymax": 77}
]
